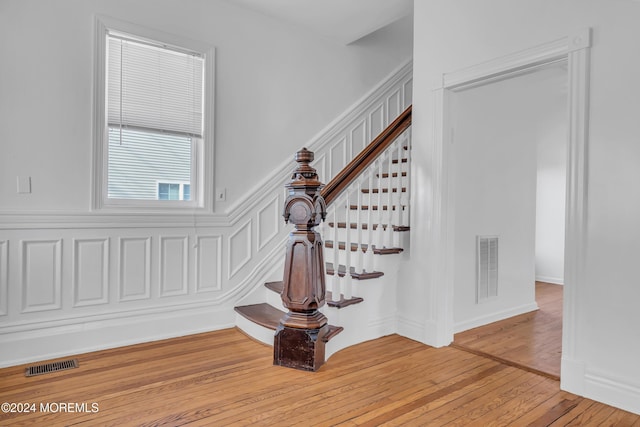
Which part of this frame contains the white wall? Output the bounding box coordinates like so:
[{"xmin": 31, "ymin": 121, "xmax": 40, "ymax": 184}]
[
  {"xmin": 0, "ymin": 0, "xmax": 412, "ymax": 212},
  {"xmin": 451, "ymin": 72, "xmax": 541, "ymax": 331},
  {"xmin": 411, "ymin": 0, "xmax": 640, "ymax": 414},
  {"xmin": 535, "ymin": 67, "xmax": 568, "ymax": 285}
]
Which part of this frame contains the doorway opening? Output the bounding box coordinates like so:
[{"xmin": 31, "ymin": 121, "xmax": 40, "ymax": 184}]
[{"xmin": 448, "ymin": 63, "xmax": 567, "ymax": 379}]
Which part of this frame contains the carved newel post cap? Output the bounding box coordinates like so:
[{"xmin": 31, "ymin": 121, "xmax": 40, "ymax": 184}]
[
  {"xmin": 287, "ymin": 147, "xmax": 322, "ymax": 189},
  {"xmin": 283, "ymin": 148, "xmax": 326, "ymax": 227}
]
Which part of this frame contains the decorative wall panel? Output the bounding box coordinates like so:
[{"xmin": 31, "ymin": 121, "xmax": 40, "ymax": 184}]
[
  {"xmin": 0, "ymin": 241, "xmax": 7, "ymax": 316},
  {"xmin": 314, "ymin": 154, "xmax": 327, "ymax": 184},
  {"xmin": 196, "ymin": 235, "xmax": 222, "ymax": 292},
  {"xmin": 387, "ymin": 89, "xmax": 402, "ymax": 123},
  {"xmin": 330, "ymin": 138, "xmax": 347, "ymax": 179},
  {"xmin": 403, "ymin": 79, "xmax": 413, "ymax": 107},
  {"xmin": 119, "ymin": 237, "xmax": 151, "ymax": 301},
  {"xmin": 369, "ymin": 104, "xmax": 385, "ymax": 140},
  {"xmin": 257, "ymin": 196, "xmax": 280, "ymax": 251},
  {"xmin": 159, "ymin": 236, "xmax": 189, "ymax": 297},
  {"xmin": 73, "ymin": 238, "xmax": 109, "ymax": 307},
  {"xmin": 21, "ymin": 239, "xmax": 62, "ymax": 313},
  {"xmin": 350, "ymin": 120, "xmax": 368, "ymax": 155},
  {"xmin": 228, "ymin": 220, "xmax": 252, "ymax": 279}
]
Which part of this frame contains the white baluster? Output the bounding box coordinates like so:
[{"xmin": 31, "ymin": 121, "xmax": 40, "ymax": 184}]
[
  {"xmin": 383, "ymin": 150, "xmax": 394, "ymax": 248},
  {"xmin": 404, "ymin": 128, "xmax": 411, "ymax": 227},
  {"xmin": 353, "ymin": 178, "xmax": 364, "ymax": 274},
  {"xmin": 343, "ymin": 190, "xmax": 353, "ymax": 299},
  {"xmin": 364, "ymin": 164, "xmax": 375, "ymax": 272},
  {"xmin": 331, "ymin": 200, "xmax": 341, "ymax": 302},
  {"xmin": 375, "ymin": 158, "xmax": 385, "ymax": 253}
]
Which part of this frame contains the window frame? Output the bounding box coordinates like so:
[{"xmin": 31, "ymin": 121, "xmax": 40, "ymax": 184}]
[{"xmin": 92, "ymin": 16, "xmax": 215, "ymax": 212}]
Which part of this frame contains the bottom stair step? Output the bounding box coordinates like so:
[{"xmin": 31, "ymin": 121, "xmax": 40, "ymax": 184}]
[{"xmin": 234, "ymin": 303, "xmax": 343, "ymax": 341}]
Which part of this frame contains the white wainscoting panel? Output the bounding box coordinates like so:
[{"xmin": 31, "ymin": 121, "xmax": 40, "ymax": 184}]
[
  {"xmin": 0, "ymin": 241, "xmax": 7, "ymax": 316},
  {"xmin": 369, "ymin": 103, "xmax": 385, "ymax": 140},
  {"xmin": 314, "ymin": 154, "xmax": 327, "ymax": 184},
  {"xmin": 403, "ymin": 78, "xmax": 413, "ymax": 107},
  {"xmin": 387, "ymin": 89, "xmax": 402, "ymax": 123},
  {"xmin": 330, "ymin": 137, "xmax": 347, "ymax": 178},
  {"xmin": 20, "ymin": 239, "xmax": 62, "ymax": 313},
  {"xmin": 159, "ymin": 236, "xmax": 189, "ymax": 297},
  {"xmin": 73, "ymin": 238, "xmax": 109, "ymax": 307},
  {"xmin": 350, "ymin": 120, "xmax": 368, "ymax": 157},
  {"xmin": 119, "ymin": 237, "xmax": 151, "ymax": 301},
  {"xmin": 195, "ymin": 235, "xmax": 222, "ymax": 292},
  {"xmin": 257, "ymin": 196, "xmax": 280, "ymax": 251},
  {"xmin": 228, "ymin": 220, "xmax": 252, "ymax": 279}
]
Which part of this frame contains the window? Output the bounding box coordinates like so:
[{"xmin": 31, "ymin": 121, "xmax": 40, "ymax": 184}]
[
  {"xmin": 93, "ymin": 17, "xmax": 214, "ymax": 210},
  {"xmin": 158, "ymin": 182, "xmax": 190, "ymax": 201}
]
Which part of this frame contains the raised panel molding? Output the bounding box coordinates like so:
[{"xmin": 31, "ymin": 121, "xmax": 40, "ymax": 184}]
[
  {"xmin": 314, "ymin": 154, "xmax": 327, "ymax": 184},
  {"xmin": 228, "ymin": 220, "xmax": 252, "ymax": 279},
  {"xmin": 159, "ymin": 236, "xmax": 189, "ymax": 297},
  {"xmin": 119, "ymin": 237, "xmax": 151, "ymax": 301},
  {"xmin": 73, "ymin": 238, "xmax": 109, "ymax": 307},
  {"xmin": 257, "ymin": 196, "xmax": 280, "ymax": 251},
  {"xmin": 350, "ymin": 120, "xmax": 368, "ymax": 156},
  {"xmin": 0, "ymin": 241, "xmax": 7, "ymax": 316},
  {"xmin": 196, "ymin": 235, "xmax": 222, "ymax": 292},
  {"xmin": 387, "ymin": 89, "xmax": 402, "ymax": 124},
  {"xmin": 403, "ymin": 78, "xmax": 413, "ymax": 107},
  {"xmin": 21, "ymin": 239, "xmax": 62, "ymax": 313},
  {"xmin": 369, "ymin": 103, "xmax": 385, "ymax": 141},
  {"xmin": 330, "ymin": 137, "xmax": 347, "ymax": 178}
]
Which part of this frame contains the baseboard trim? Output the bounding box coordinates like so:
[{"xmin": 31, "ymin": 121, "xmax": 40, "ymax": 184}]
[
  {"xmin": 536, "ymin": 275, "xmax": 564, "ymax": 285},
  {"xmin": 0, "ymin": 305, "xmax": 236, "ymax": 369},
  {"xmin": 562, "ymin": 357, "xmax": 640, "ymax": 415},
  {"xmin": 453, "ymin": 302, "xmax": 539, "ymax": 334}
]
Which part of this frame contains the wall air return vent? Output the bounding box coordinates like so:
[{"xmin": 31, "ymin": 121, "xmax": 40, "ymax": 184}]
[{"xmin": 476, "ymin": 236, "xmax": 498, "ymax": 303}]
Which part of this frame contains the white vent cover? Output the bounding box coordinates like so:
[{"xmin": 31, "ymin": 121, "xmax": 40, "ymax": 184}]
[{"xmin": 477, "ymin": 236, "xmax": 498, "ymax": 303}]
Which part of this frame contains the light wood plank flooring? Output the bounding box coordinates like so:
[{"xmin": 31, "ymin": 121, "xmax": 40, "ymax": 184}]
[
  {"xmin": 453, "ymin": 281, "xmax": 563, "ymax": 380},
  {"xmin": 1, "ymin": 326, "xmax": 638, "ymax": 426}
]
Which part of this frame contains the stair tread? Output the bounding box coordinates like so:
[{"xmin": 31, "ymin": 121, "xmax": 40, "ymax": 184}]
[
  {"xmin": 234, "ymin": 303, "xmax": 284, "ymax": 330},
  {"xmin": 235, "ymin": 303, "xmax": 344, "ymax": 338},
  {"xmin": 361, "ymin": 187, "xmax": 407, "ymax": 194},
  {"xmin": 324, "ymin": 240, "xmax": 403, "ymax": 255},
  {"xmin": 327, "ymin": 222, "xmax": 409, "ymax": 232},
  {"xmin": 378, "ymin": 172, "xmax": 407, "ymax": 178},
  {"xmin": 350, "ymin": 205, "xmax": 405, "ymax": 211},
  {"xmin": 265, "ymin": 281, "xmax": 366, "ymax": 306},
  {"xmin": 325, "ymin": 262, "xmax": 384, "ymax": 280}
]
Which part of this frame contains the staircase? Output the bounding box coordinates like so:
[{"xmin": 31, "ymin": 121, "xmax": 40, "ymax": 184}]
[{"xmin": 234, "ymin": 106, "xmax": 412, "ymax": 366}]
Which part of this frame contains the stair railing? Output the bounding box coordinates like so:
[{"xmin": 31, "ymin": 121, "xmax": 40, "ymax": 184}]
[{"xmin": 319, "ymin": 106, "xmax": 412, "ymax": 303}]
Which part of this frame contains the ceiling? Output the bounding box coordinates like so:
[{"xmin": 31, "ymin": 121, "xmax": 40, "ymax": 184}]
[{"xmin": 228, "ymin": 0, "xmax": 414, "ymax": 45}]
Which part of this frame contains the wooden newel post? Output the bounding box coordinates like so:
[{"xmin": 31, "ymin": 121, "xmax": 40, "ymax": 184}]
[{"xmin": 274, "ymin": 147, "xmax": 329, "ymax": 371}]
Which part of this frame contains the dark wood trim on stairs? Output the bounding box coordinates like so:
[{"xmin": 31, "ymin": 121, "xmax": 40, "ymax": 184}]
[
  {"xmin": 265, "ymin": 280, "xmax": 365, "ymax": 308},
  {"xmin": 235, "ymin": 303, "xmax": 344, "ymax": 336},
  {"xmin": 361, "ymin": 187, "xmax": 407, "ymax": 194},
  {"xmin": 324, "ymin": 240, "xmax": 403, "ymax": 254},
  {"xmin": 328, "ymin": 222, "xmax": 409, "ymax": 232},
  {"xmin": 325, "ymin": 262, "xmax": 384, "ymax": 280},
  {"xmin": 321, "ymin": 106, "xmax": 411, "ymax": 205}
]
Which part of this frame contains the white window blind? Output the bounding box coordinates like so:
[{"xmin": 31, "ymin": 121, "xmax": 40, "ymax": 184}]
[{"xmin": 107, "ymin": 34, "xmax": 204, "ymax": 138}]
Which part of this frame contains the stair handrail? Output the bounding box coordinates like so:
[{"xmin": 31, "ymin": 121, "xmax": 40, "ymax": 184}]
[{"xmin": 320, "ymin": 105, "xmax": 412, "ymax": 206}]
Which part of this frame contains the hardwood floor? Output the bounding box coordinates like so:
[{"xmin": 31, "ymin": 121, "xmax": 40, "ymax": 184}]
[
  {"xmin": 453, "ymin": 281, "xmax": 563, "ymax": 380},
  {"xmin": 1, "ymin": 326, "xmax": 638, "ymax": 426}
]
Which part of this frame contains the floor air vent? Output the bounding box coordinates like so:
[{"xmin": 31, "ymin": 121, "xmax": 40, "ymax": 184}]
[{"xmin": 25, "ymin": 359, "xmax": 78, "ymax": 377}]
